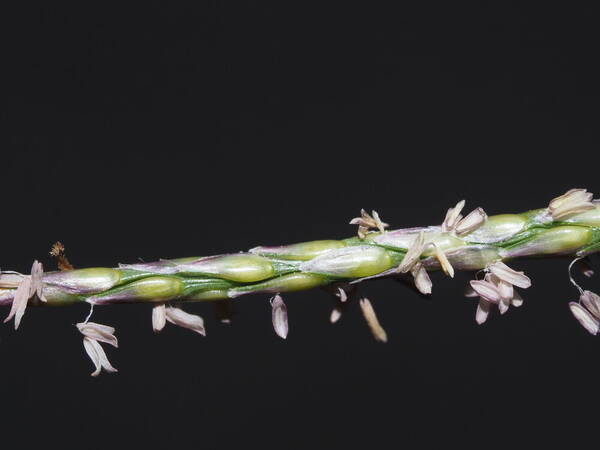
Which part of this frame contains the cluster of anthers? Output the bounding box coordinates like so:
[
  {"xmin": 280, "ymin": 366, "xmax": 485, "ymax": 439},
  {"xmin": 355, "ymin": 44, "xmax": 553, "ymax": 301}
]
[
  {"xmin": 349, "ymin": 209, "xmax": 389, "ymax": 239},
  {"xmin": 76, "ymin": 305, "xmax": 208, "ymax": 376},
  {"xmin": 567, "ymin": 257, "xmax": 600, "ymax": 336},
  {"xmin": 348, "ymin": 198, "xmax": 491, "ymax": 324},
  {"xmin": 467, "ymin": 262, "xmax": 531, "ymax": 324},
  {"xmin": 548, "ymin": 189, "xmax": 600, "ymax": 335},
  {"xmin": 347, "ymin": 188, "xmax": 598, "ymax": 336},
  {"xmin": 0, "ymin": 258, "xmax": 212, "ymax": 376},
  {"xmin": 440, "ymin": 200, "xmax": 488, "ymax": 235},
  {"xmin": 2, "ymin": 260, "xmax": 47, "ymax": 329},
  {"xmin": 548, "ymin": 188, "xmax": 595, "ymax": 221}
]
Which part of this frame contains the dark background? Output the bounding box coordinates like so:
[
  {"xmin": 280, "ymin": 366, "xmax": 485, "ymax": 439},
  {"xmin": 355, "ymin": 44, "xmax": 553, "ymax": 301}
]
[{"xmin": 2, "ymin": 2, "xmax": 599, "ymax": 448}]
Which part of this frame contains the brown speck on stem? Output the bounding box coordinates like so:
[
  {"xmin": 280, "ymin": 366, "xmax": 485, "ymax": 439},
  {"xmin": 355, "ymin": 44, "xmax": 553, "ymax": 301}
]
[{"xmin": 50, "ymin": 241, "xmax": 74, "ymax": 271}]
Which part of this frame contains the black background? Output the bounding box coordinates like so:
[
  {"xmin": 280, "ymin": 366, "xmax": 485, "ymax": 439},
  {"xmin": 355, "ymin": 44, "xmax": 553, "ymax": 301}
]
[{"xmin": 2, "ymin": 2, "xmax": 600, "ymax": 449}]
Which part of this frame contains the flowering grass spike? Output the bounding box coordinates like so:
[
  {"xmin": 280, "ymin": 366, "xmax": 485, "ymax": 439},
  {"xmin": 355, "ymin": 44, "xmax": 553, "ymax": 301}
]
[{"xmin": 2, "ymin": 188, "xmax": 600, "ymax": 375}]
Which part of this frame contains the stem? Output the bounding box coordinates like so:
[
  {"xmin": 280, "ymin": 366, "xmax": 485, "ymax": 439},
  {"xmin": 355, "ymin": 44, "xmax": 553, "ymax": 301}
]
[{"xmin": 2, "ymin": 200, "xmax": 600, "ymax": 308}]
